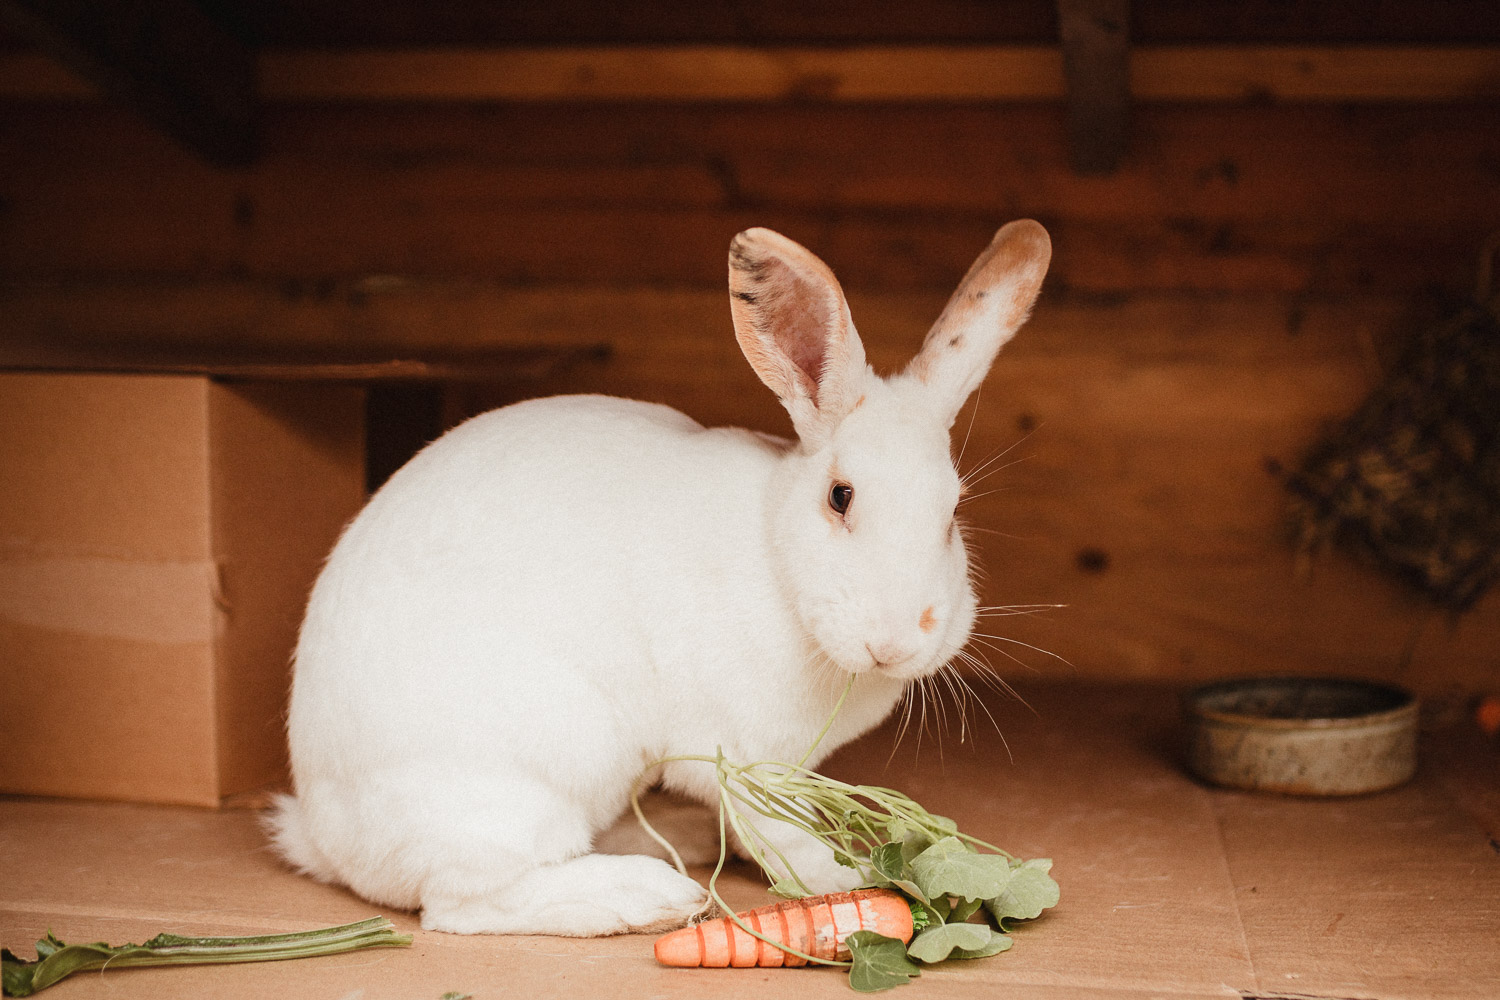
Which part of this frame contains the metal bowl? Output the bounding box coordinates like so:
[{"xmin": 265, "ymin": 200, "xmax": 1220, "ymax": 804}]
[{"xmin": 1183, "ymin": 676, "xmax": 1419, "ymax": 796}]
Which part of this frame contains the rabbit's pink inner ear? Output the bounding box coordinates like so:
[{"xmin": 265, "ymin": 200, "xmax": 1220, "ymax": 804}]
[
  {"xmin": 770, "ymin": 281, "xmax": 838, "ymax": 395},
  {"xmin": 728, "ymin": 228, "xmax": 856, "ymax": 417},
  {"xmin": 733, "ymin": 260, "xmax": 836, "ymax": 401}
]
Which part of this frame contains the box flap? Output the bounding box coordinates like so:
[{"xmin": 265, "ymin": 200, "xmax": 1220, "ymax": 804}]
[{"xmin": 209, "ymin": 381, "xmax": 365, "ymax": 798}]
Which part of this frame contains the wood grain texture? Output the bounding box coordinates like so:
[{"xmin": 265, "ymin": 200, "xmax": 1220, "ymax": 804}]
[
  {"xmin": 1134, "ymin": 47, "xmax": 1500, "ymax": 101},
  {"xmin": 1, "ymin": 93, "xmax": 1495, "ymax": 691},
  {"xmin": 1, "ymin": 104, "xmax": 1495, "ymax": 295},
  {"xmin": 4, "ymin": 46, "xmax": 1498, "ymax": 103},
  {"xmin": 261, "ymin": 46, "xmax": 1069, "ymax": 102}
]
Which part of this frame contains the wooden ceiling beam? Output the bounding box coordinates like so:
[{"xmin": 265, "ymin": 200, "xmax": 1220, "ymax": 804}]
[
  {"xmin": 2, "ymin": 45, "xmax": 1497, "ymax": 104},
  {"xmin": 0, "ymin": 0, "xmax": 256, "ymax": 165},
  {"xmin": 1058, "ymin": 0, "xmax": 1131, "ymax": 174}
]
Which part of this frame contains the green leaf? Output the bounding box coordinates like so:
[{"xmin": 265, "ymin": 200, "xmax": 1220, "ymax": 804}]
[
  {"xmin": 906, "ymin": 923, "xmax": 994, "ymax": 963},
  {"xmin": 846, "ymin": 931, "xmax": 921, "ymax": 992},
  {"xmin": 909, "ymin": 838, "xmax": 1013, "ymax": 903},
  {"xmin": 4, "ymin": 948, "xmax": 39, "ymax": 997},
  {"xmin": 884, "ymin": 817, "xmax": 915, "ymax": 842},
  {"xmin": 23, "ymin": 941, "xmax": 128, "ymax": 994},
  {"xmin": 864, "ymin": 845, "xmax": 931, "ymax": 907},
  {"xmin": 900, "ymin": 830, "xmax": 936, "ymax": 864},
  {"xmin": 0, "ymin": 918, "xmax": 411, "ymax": 996},
  {"xmin": 948, "ymin": 896, "xmax": 985, "ymax": 923},
  {"xmin": 870, "ymin": 842, "xmax": 907, "ymax": 883},
  {"xmin": 928, "ymin": 814, "xmax": 960, "ymax": 837},
  {"xmin": 951, "ymin": 929, "xmax": 1013, "ymax": 961},
  {"xmin": 907, "ymin": 902, "xmax": 932, "ymax": 934},
  {"xmin": 985, "ymin": 859, "xmax": 1060, "ymax": 926},
  {"xmin": 892, "ymin": 878, "xmax": 931, "ymax": 905},
  {"xmin": 768, "ymin": 878, "xmax": 807, "ymax": 900}
]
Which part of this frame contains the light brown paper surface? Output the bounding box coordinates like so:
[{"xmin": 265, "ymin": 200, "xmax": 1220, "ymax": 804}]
[{"xmin": 3, "ymin": 684, "xmax": 1495, "ymax": 999}]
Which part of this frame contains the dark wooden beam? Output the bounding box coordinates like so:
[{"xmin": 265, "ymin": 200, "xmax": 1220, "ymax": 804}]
[
  {"xmin": 6, "ymin": 46, "xmax": 1500, "ymax": 104},
  {"xmin": 0, "ymin": 0, "xmax": 256, "ymax": 165},
  {"xmin": 1058, "ymin": 0, "xmax": 1130, "ymax": 174},
  {"xmin": 0, "ymin": 341, "xmax": 614, "ymax": 384}
]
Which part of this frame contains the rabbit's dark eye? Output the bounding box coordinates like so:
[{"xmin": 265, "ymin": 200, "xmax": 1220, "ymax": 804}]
[{"xmin": 829, "ymin": 482, "xmax": 854, "ymax": 516}]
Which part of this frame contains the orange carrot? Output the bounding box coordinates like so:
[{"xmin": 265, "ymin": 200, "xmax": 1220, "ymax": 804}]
[{"xmin": 654, "ymin": 888, "xmax": 914, "ymax": 968}]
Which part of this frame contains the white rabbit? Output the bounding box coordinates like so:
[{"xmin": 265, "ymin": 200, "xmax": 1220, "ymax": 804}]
[{"xmin": 266, "ymin": 220, "xmax": 1052, "ymax": 936}]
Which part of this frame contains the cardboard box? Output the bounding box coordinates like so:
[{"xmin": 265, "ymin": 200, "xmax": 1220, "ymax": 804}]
[{"xmin": 0, "ymin": 373, "xmax": 365, "ymax": 806}]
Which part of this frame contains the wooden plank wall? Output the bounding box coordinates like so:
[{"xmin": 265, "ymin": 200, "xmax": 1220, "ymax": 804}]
[{"xmin": 2, "ymin": 95, "xmax": 1498, "ymax": 695}]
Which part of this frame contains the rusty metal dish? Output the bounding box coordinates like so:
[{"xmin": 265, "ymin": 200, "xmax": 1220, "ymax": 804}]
[{"xmin": 1183, "ymin": 676, "xmax": 1419, "ymax": 796}]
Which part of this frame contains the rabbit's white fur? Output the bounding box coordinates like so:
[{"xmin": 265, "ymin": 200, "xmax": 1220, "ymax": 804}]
[{"xmin": 267, "ymin": 221, "xmax": 1052, "ymax": 936}]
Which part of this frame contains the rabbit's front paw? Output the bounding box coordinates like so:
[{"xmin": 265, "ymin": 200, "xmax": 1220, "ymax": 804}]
[
  {"xmin": 740, "ymin": 820, "xmax": 865, "ymax": 895},
  {"xmin": 590, "ymin": 854, "xmax": 711, "ymax": 933},
  {"xmin": 422, "ymin": 853, "xmax": 707, "ymax": 936}
]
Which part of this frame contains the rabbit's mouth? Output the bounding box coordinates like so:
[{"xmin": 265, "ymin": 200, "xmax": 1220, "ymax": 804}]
[{"xmin": 855, "ymin": 646, "xmax": 948, "ymax": 683}]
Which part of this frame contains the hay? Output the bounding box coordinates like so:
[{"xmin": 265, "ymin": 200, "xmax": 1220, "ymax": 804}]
[{"xmin": 1286, "ymin": 242, "xmax": 1500, "ymax": 611}]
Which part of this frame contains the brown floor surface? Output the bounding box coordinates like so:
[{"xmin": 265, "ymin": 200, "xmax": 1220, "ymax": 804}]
[{"xmin": 3, "ymin": 683, "xmax": 1498, "ymax": 999}]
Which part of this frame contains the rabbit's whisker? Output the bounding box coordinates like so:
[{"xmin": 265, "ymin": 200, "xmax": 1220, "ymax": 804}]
[
  {"xmin": 959, "ymin": 428, "xmax": 1036, "ymax": 487},
  {"xmin": 954, "ymin": 385, "xmax": 983, "ymax": 469},
  {"xmin": 960, "ymin": 524, "xmax": 1031, "ymax": 541},
  {"xmin": 976, "ymin": 603, "xmax": 1064, "ymax": 611},
  {"xmin": 930, "ymin": 674, "xmax": 950, "ymax": 765},
  {"xmin": 921, "ymin": 675, "xmax": 940, "ymax": 763},
  {"xmin": 957, "ymin": 485, "xmax": 1023, "ymax": 508},
  {"xmin": 969, "ymin": 631, "xmax": 1073, "ymax": 669},
  {"xmin": 974, "ymin": 604, "xmax": 1064, "ymax": 619},
  {"xmin": 909, "ymin": 677, "xmax": 929, "ymax": 765},
  {"xmin": 946, "ymin": 659, "xmax": 1012, "ymax": 762},
  {"xmin": 967, "ymin": 635, "xmax": 1046, "ymax": 675},
  {"xmin": 954, "ymin": 648, "xmax": 1035, "ymax": 717},
  {"xmin": 936, "ymin": 664, "xmax": 966, "ymax": 745},
  {"xmin": 889, "ymin": 681, "xmax": 920, "ymax": 764},
  {"xmin": 958, "ymin": 462, "xmax": 1033, "ymax": 505}
]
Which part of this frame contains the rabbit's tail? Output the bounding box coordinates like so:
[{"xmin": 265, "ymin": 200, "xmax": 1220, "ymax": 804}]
[{"xmin": 262, "ymin": 792, "xmax": 339, "ymax": 883}]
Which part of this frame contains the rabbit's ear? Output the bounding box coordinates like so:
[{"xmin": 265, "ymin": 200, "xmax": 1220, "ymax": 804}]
[
  {"xmin": 729, "ymin": 228, "xmax": 868, "ymax": 446},
  {"xmin": 906, "ymin": 220, "xmax": 1051, "ymax": 427}
]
